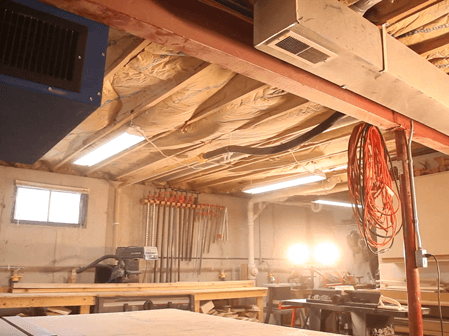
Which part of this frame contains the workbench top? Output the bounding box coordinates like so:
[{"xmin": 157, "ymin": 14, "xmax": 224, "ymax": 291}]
[{"xmin": 12, "ymin": 309, "xmax": 333, "ymax": 335}]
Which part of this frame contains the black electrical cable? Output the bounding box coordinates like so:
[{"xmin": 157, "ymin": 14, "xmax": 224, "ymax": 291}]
[
  {"xmin": 425, "ymin": 253, "xmax": 443, "ymax": 336},
  {"xmin": 76, "ymin": 255, "xmax": 122, "ymax": 274},
  {"xmin": 202, "ymin": 112, "xmax": 345, "ymax": 159}
]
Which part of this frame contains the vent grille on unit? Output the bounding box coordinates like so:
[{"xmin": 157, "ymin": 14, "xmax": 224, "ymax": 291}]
[
  {"xmin": 275, "ymin": 36, "xmax": 330, "ymax": 64},
  {"xmin": 0, "ymin": 0, "xmax": 88, "ymax": 92},
  {"xmin": 268, "ymin": 31, "xmax": 336, "ymax": 67}
]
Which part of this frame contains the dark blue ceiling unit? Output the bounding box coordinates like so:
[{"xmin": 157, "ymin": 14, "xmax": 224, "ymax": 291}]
[{"xmin": 0, "ymin": 0, "xmax": 109, "ymax": 164}]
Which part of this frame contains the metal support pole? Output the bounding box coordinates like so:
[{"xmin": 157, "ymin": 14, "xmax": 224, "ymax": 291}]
[{"xmin": 395, "ymin": 130, "xmax": 423, "ymax": 336}]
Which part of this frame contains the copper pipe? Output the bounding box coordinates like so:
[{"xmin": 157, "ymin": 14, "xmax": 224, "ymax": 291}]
[{"xmin": 395, "ymin": 130, "xmax": 423, "ymax": 336}]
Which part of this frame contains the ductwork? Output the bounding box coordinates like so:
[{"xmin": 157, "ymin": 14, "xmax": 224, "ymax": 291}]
[
  {"xmin": 246, "ymin": 176, "xmax": 342, "ymax": 278},
  {"xmin": 349, "ymin": 0, "xmax": 383, "ymax": 15},
  {"xmin": 254, "ymin": 0, "xmax": 449, "ymax": 136}
]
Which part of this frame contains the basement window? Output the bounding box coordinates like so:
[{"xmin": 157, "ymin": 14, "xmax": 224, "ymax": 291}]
[{"xmin": 12, "ymin": 181, "xmax": 88, "ymax": 227}]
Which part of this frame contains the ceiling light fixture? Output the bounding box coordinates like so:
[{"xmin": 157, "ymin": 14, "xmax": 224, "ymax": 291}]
[
  {"xmin": 323, "ymin": 164, "xmax": 348, "ymax": 172},
  {"xmin": 313, "ymin": 199, "xmax": 361, "ymax": 208},
  {"xmin": 243, "ymin": 175, "xmax": 326, "ymax": 194},
  {"xmin": 74, "ymin": 131, "xmax": 145, "ymax": 166}
]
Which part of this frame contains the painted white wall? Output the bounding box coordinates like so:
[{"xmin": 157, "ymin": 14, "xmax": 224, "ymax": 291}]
[
  {"xmin": 0, "ymin": 166, "xmax": 114, "ymax": 285},
  {"xmin": 0, "ymin": 165, "xmax": 362, "ymax": 287},
  {"xmin": 380, "ymin": 171, "xmax": 449, "ymax": 283},
  {"xmin": 253, "ymin": 203, "xmax": 362, "ymax": 285}
]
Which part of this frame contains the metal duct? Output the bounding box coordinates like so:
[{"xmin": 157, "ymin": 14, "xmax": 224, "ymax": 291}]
[
  {"xmin": 254, "ymin": 0, "xmax": 449, "ymax": 137},
  {"xmin": 0, "ymin": 0, "xmax": 108, "ymax": 164},
  {"xmin": 349, "ymin": 0, "xmax": 383, "ymax": 15}
]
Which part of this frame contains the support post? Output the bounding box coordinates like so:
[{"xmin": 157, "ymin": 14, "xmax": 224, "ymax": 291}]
[{"xmin": 394, "ymin": 130, "xmax": 423, "ymax": 336}]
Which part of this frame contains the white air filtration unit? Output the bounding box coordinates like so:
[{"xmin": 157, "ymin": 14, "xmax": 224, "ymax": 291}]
[{"xmin": 254, "ymin": 0, "xmax": 449, "ymax": 135}]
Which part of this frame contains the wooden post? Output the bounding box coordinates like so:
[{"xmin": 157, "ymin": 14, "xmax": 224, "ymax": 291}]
[
  {"xmin": 79, "ymin": 305, "xmax": 90, "ymax": 314},
  {"xmin": 194, "ymin": 299, "xmax": 200, "ymax": 313},
  {"xmin": 257, "ymin": 296, "xmax": 264, "ymax": 323}
]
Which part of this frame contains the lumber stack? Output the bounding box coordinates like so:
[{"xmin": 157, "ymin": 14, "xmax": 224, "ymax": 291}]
[{"xmin": 200, "ymin": 300, "xmax": 260, "ymax": 322}]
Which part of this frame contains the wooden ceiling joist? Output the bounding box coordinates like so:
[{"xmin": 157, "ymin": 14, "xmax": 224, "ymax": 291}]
[
  {"xmin": 166, "ymin": 120, "xmax": 357, "ymax": 187},
  {"xmin": 388, "ymin": 0, "xmax": 449, "ymax": 37},
  {"xmin": 410, "ymin": 32, "xmax": 449, "ymax": 56},
  {"xmin": 41, "ymin": 0, "xmax": 449, "ymax": 155},
  {"xmin": 200, "ymin": 152, "xmax": 350, "ymax": 194},
  {"xmin": 366, "ymin": 0, "xmax": 443, "ymax": 25},
  {"xmin": 103, "ymin": 28, "xmax": 151, "ymax": 82},
  {"xmin": 185, "ymin": 128, "xmax": 356, "ymax": 190},
  {"xmin": 111, "ymin": 82, "xmax": 268, "ymax": 180},
  {"xmin": 52, "ymin": 62, "xmax": 210, "ymax": 171}
]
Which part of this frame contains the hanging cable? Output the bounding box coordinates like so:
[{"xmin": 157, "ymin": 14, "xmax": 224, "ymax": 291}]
[
  {"xmin": 347, "ymin": 123, "xmax": 402, "ymax": 254},
  {"xmin": 203, "ymin": 112, "xmax": 344, "ymax": 159},
  {"xmin": 425, "ymin": 253, "xmax": 443, "ymax": 336}
]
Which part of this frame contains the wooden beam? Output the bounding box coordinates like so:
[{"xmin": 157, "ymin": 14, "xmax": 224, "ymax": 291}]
[
  {"xmin": 40, "ymin": 0, "xmax": 449, "ymax": 154},
  {"xmin": 387, "ymin": 0, "xmax": 449, "ymax": 37},
  {"xmin": 114, "ymin": 80, "xmax": 269, "ymax": 181},
  {"xmin": 191, "ymin": 135, "xmax": 352, "ymax": 191},
  {"xmin": 193, "ymin": 150, "xmax": 349, "ymax": 192},
  {"xmin": 52, "ymin": 62, "xmax": 210, "ymax": 170},
  {"xmin": 0, "ymin": 293, "xmax": 95, "ymax": 308},
  {"xmin": 85, "ymin": 64, "xmax": 244, "ymax": 175},
  {"xmin": 118, "ymin": 107, "xmax": 341, "ymax": 185},
  {"xmin": 201, "ymin": 153, "xmax": 349, "ymax": 194},
  {"xmin": 168, "ymin": 115, "xmax": 356, "ymax": 186},
  {"xmin": 410, "ymin": 32, "xmax": 449, "ymax": 56},
  {"xmin": 12, "ymin": 280, "xmax": 255, "ymax": 293},
  {"xmin": 193, "ymin": 127, "xmax": 393, "ymax": 192},
  {"xmin": 380, "ymin": 288, "xmax": 449, "ymax": 306},
  {"xmin": 104, "ymin": 28, "xmax": 150, "ymax": 82},
  {"xmin": 366, "ymin": 0, "xmax": 443, "ymax": 25}
]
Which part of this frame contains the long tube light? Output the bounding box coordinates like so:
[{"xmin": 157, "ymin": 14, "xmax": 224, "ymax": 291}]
[
  {"xmin": 244, "ymin": 175, "xmax": 326, "ymax": 194},
  {"xmin": 313, "ymin": 199, "xmax": 361, "ymax": 208},
  {"xmin": 74, "ymin": 132, "xmax": 145, "ymax": 166}
]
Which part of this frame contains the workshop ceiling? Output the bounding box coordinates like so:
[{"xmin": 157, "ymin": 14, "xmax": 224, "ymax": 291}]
[{"xmin": 2, "ymin": 0, "xmax": 448, "ymax": 195}]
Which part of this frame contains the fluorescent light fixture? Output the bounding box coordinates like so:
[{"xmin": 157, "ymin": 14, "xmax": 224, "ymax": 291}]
[
  {"xmin": 74, "ymin": 132, "xmax": 145, "ymax": 166},
  {"xmin": 244, "ymin": 175, "xmax": 326, "ymax": 194},
  {"xmin": 313, "ymin": 199, "xmax": 361, "ymax": 208},
  {"xmin": 323, "ymin": 164, "xmax": 348, "ymax": 172}
]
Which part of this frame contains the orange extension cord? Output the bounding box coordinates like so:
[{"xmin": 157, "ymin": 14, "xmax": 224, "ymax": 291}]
[{"xmin": 348, "ymin": 124, "xmax": 401, "ymax": 254}]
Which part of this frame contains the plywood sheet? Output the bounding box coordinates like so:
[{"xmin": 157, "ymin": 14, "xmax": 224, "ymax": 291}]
[
  {"xmin": 0, "ymin": 319, "xmax": 27, "ymax": 336},
  {"xmin": 27, "ymin": 309, "xmax": 332, "ymax": 336}
]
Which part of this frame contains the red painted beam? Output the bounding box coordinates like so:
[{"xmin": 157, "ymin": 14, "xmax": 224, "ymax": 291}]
[{"xmin": 39, "ymin": 0, "xmax": 449, "ymax": 153}]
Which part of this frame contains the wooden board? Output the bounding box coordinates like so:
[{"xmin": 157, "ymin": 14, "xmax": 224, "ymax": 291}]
[
  {"xmin": 0, "ymin": 293, "xmax": 96, "ymax": 308},
  {"xmin": 24, "ymin": 309, "xmax": 332, "ymax": 336},
  {"xmin": 394, "ymin": 317, "xmax": 449, "ymax": 335},
  {"xmin": 381, "ymin": 289, "xmax": 449, "ymax": 306},
  {"xmin": 104, "ymin": 28, "xmax": 150, "ymax": 82},
  {"xmin": 12, "ymin": 280, "xmax": 255, "ymax": 293}
]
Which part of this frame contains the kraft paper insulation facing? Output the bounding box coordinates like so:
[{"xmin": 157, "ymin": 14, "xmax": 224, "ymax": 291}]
[
  {"xmin": 388, "ymin": 0, "xmax": 449, "ymax": 74},
  {"xmin": 34, "ymin": 40, "xmax": 342, "ymax": 187}
]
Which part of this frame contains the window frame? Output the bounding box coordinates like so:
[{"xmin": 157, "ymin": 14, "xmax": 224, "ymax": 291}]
[{"xmin": 11, "ymin": 185, "xmax": 88, "ymax": 228}]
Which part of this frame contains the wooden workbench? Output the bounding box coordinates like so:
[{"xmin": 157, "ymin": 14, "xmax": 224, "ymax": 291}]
[
  {"xmin": 1, "ymin": 281, "xmax": 267, "ymax": 322},
  {"xmin": 2, "ymin": 309, "xmax": 334, "ymax": 335}
]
